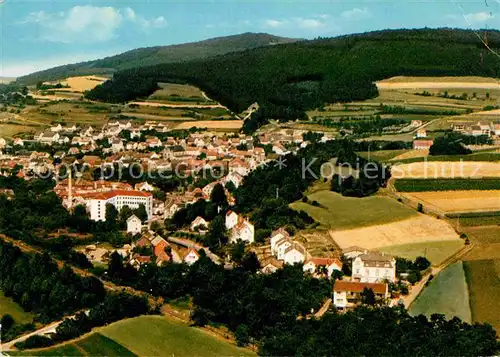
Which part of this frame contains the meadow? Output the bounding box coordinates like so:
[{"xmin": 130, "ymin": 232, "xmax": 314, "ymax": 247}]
[
  {"xmin": 7, "ymin": 333, "xmax": 136, "ymax": 357},
  {"xmin": 379, "ymin": 240, "xmax": 464, "ymax": 266},
  {"xmin": 409, "ymin": 261, "xmax": 471, "ymax": 323},
  {"xmin": 290, "ymin": 191, "xmax": 418, "ymax": 230},
  {"xmin": 0, "ymin": 291, "xmax": 35, "ymax": 324},
  {"xmin": 394, "ymin": 178, "xmax": 500, "ymax": 192},
  {"xmin": 392, "ymin": 161, "xmax": 500, "ymax": 179},
  {"xmin": 8, "ymin": 316, "xmax": 255, "ymax": 357},
  {"xmin": 148, "ymin": 82, "xmax": 211, "ymax": 104},
  {"xmin": 463, "ymin": 259, "xmax": 500, "ymax": 333}
]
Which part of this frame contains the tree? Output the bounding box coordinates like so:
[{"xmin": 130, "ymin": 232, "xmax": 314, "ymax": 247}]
[
  {"xmin": 133, "ymin": 204, "xmax": 148, "ymax": 222},
  {"xmin": 108, "ymin": 251, "xmax": 124, "ymax": 280},
  {"xmin": 205, "ymin": 215, "xmax": 228, "ymax": 250},
  {"xmin": 105, "ymin": 203, "xmax": 119, "ymax": 224},
  {"xmin": 1, "ymin": 314, "xmax": 15, "ymax": 332},
  {"xmin": 231, "ymin": 241, "xmax": 246, "ymax": 264},
  {"xmin": 235, "ymin": 324, "xmax": 250, "ymax": 346},
  {"xmin": 241, "ymin": 252, "xmax": 260, "ymax": 273},
  {"xmin": 119, "ymin": 205, "xmax": 133, "ymax": 224},
  {"xmin": 414, "ymin": 256, "xmax": 431, "ymax": 271},
  {"xmin": 361, "ymin": 287, "xmax": 376, "ymax": 306},
  {"xmin": 210, "ymin": 183, "xmax": 227, "ymax": 207}
]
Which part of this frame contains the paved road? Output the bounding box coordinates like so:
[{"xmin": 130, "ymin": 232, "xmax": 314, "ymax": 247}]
[{"xmin": 1, "ymin": 319, "xmax": 64, "ymax": 351}]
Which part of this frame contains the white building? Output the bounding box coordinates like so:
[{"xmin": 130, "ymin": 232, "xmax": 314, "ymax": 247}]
[
  {"xmin": 225, "ymin": 210, "xmax": 239, "ymax": 230},
  {"xmin": 126, "ymin": 214, "xmax": 142, "ymax": 235},
  {"xmin": 273, "ymin": 237, "xmax": 292, "ymax": 261},
  {"xmin": 229, "ymin": 218, "xmax": 255, "ymax": 244},
  {"xmin": 415, "ymin": 129, "xmax": 427, "ymax": 138},
  {"xmin": 87, "ymin": 190, "xmax": 153, "ymax": 222},
  {"xmin": 352, "ymin": 252, "xmax": 396, "ymax": 283},
  {"xmin": 303, "ymin": 257, "xmax": 342, "ymax": 279},
  {"xmin": 190, "ymin": 216, "xmax": 208, "ymax": 231},
  {"xmin": 333, "ymin": 281, "xmax": 389, "ymax": 309},
  {"xmin": 282, "ymin": 243, "xmax": 307, "ymax": 265},
  {"xmin": 184, "ymin": 249, "xmax": 200, "ymax": 265},
  {"xmin": 270, "ymin": 228, "xmax": 290, "ymax": 254}
]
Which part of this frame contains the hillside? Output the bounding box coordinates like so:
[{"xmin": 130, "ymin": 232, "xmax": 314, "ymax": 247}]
[
  {"xmin": 84, "ymin": 28, "xmax": 500, "ymax": 132},
  {"xmin": 16, "ymin": 33, "xmax": 298, "ymax": 84}
]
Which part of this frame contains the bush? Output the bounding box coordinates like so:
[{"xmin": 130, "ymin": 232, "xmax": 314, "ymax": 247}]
[
  {"xmin": 311, "ymin": 200, "xmax": 320, "ymax": 207},
  {"xmin": 15, "ymin": 335, "xmax": 54, "ymax": 350},
  {"xmin": 417, "ymin": 203, "xmax": 423, "ymax": 213},
  {"xmin": 235, "ymin": 324, "xmax": 250, "ymax": 347},
  {"xmin": 302, "ymin": 196, "xmax": 308, "ymax": 203}
]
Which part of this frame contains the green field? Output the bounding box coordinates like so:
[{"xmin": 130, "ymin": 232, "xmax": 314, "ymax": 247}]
[
  {"xmin": 0, "ymin": 291, "xmax": 35, "ymax": 324},
  {"xmin": 379, "ymin": 241, "xmax": 464, "ymax": 266},
  {"xmin": 100, "ymin": 316, "xmax": 255, "ymax": 357},
  {"xmin": 394, "ymin": 152, "xmax": 500, "ymax": 164},
  {"xmin": 8, "ymin": 333, "xmax": 137, "ymax": 356},
  {"xmin": 291, "ymin": 190, "xmax": 417, "ymax": 230},
  {"xmin": 410, "ymin": 261, "xmax": 471, "ymax": 323},
  {"xmin": 464, "ymin": 259, "xmax": 500, "ymax": 332},
  {"xmin": 394, "ymin": 178, "xmax": 500, "ymax": 192},
  {"xmin": 357, "ymin": 149, "xmax": 409, "ymax": 162},
  {"xmin": 9, "ymin": 316, "xmax": 255, "ymax": 357}
]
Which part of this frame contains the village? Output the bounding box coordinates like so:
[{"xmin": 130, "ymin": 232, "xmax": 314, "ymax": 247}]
[{"xmin": 0, "ymin": 119, "xmax": 412, "ymax": 311}]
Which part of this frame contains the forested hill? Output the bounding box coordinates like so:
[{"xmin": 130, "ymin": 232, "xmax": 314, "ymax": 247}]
[
  {"xmin": 16, "ymin": 33, "xmax": 298, "ymax": 84},
  {"xmin": 85, "ymin": 28, "xmax": 500, "ymax": 131}
]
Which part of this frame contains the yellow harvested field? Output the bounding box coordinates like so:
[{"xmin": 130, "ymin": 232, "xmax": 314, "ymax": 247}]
[
  {"xmin": 390, "ymin": 149, "xmax": 429, "ymax": 162},
  {"xmin": 55, "ymin": 76, "xmax": 108, "ymax": 92},
  {"xmin": 330, "ymin": 215, "xmax": 460, "ymax": 250},
  {"xmin": 471, "ymin": 108, "xmax": 500, "ymax": 116},
  {"xmin": 130, "ymin": 101, "xmax": 225, "ymax": 109},
  {"xmin": 376, "ymin": 76, "xmax": 500, "ymax": 89},
  {"xmin": 402, "ymin": 191, "xmax": 500, "ymax": 213},
  {"xmin": 175, "ymin": 120, "xmax": 243, "ymax": 130},
  {"xmin": 392, "ymin": 162, "xmax": 500, "ymax": 179}
]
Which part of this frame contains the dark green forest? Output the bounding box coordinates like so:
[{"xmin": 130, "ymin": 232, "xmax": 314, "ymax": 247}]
[
  {"xmin": 86, "ymin": 28, "xmax": 500, "ymax": 131},
  {"xmin": 16, "ymin": 33, "xmax": 298, "ymax": 84}
]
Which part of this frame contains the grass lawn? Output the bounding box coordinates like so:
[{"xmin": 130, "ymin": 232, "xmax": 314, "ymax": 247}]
[
  {"xmin": 291, "ymin": 190, "xmax": 417, "ymax": 230},
  {"xmin": 379, "ymin": 240, "xmax": 464, "ymax": 266},
  {"xmin": 357, "ymin": 149, "xmax": 409, "ymax": 162},
  {"xmin": 100, "ymin": 315, "xmax": 255, "ymax": 357},
  {"xmin": 410, "ymin": 261, "xmax": 471, "ymax": 323},
  {"xmin": 394, "ymin": 178, "xmax": 500, "ymax": 192},
  {"xmin": 0, "ymin": 291, "xmax": 35, "ymax": 324},
  {"xmin": 8, "ymin": 333, "xmax": 136, "ymax": 357},
  {"xmin": 464, "ymin": 259, "xmax": 500, "ymax": 332}
]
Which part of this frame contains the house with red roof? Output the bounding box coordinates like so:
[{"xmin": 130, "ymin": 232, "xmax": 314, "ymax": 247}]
[
  {"xmin": 303, "ymin": 257, "xmax": 343, "ymax": 279},
  {"xmin": 333, "ymin": 281, "xmax": 389, "ymax": 309}
]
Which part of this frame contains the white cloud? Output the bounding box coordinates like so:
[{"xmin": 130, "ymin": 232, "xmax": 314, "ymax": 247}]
[
  {"xmin": 465, "ymin": 12, "xmax": 494, "ymax": 23},
  {"xmin": 20, "ymin": 5, "xmax": 166, "ymax": 44},
  {"xmin": 265, "ymin": 19, "xmax": 285, "ymax": 28},
  {"xmin": 341, "ymin": 7, "xmax": 371, "ymax": 20},
  {"xmin": 123, "ymin": 7, "xmax": 167, "ymax": 29},
  {"xmin": 264, "ymin": 16, "xmax": 330, "ymax": 30}
]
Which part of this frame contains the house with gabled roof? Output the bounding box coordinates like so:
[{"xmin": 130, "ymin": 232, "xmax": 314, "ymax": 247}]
[
  {"xmin": 303, "ymin": 257, "xmax": 342, "ymax": 279},
  {"xmin": 283, "ymin": 242, "xmax": 307, "ymax": 265},
  {"xmin": 333, "ymin": 281, "xmax": 389, "ymax": 309},
  {"xmin": 352, "ymin": 252, "xmax": 396, "ymax": 283}
]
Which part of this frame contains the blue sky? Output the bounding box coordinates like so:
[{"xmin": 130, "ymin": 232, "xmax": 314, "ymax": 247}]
[{"xmin": 0, "ymin": 0, "xmax": 499, "ymax": 77}]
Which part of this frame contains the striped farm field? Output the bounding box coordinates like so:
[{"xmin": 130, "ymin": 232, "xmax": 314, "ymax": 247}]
[
  {"xmin": 394, "ymin": 178, "xmax": 500, "ymax": 192},
  {"xmin": 392, "ymin": 161, "xmax": 500, "ymax": 179},
  {"xmin": 402, "ymin": 190, "xmax": 500, "ymax": 213}
]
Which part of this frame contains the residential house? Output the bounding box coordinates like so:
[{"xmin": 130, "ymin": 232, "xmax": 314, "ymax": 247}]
[
  {"xmin": 0, "ymin": 138, "xmax": 6, "ymax": 149},
  {"xmin": 190, "ymin": 216, "xmax": 208, "ymax": 231},
  {"xmin": 333, "ymin": 281, "xmax": 389, "ymax": 309},
  {"xmin": 13, "ymin": 138, "xmax": 24, "ymax": 147},
  {"xmin": 415, "ymin": 129, "xmax": 427, "ymax": 138},
  {"xmin": 184, "ymin": 249, "xmax": 200, "ymax": 265},
  {"xmin": 413, "ymin": 140, "xmax": 433, "ymax": 150},
  {"xmin": 282, "ymin": 242, "xmax": 307, "ymax": 265},
  {"xmin": 352, "ymin": 252, "xmax": 396, "ymax": 283},
  {"xmin": 270, "ymin": 228, "xmax": 290, "ymax": 253},
  {"xmin": 273, "ymin": 237, "xmax": 293, "ymax": 261},
  {"xmin": 303, "ymin": 257, "xmax": 342, "ymax": 279},
  {"xmin": 229, "ymin": 217, "xmax": 255, "ymax": 244},
  {"xmin": 126, "ymin": 214, "xmax": 142, "ymax": 235},
  {"xmin": 225, "ymin": 210, "xmax": 239, "ymax": 230},
  {"xmin": 260, "ymin": 258, "xmax": 283, "ymax": 274},
  {"xmin": 342, "ymin": 246, "xmax": 367, "ymax": 259}
]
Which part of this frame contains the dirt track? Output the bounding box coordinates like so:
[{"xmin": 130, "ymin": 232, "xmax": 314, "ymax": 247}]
[{"xmin": 330, "ymin": 215, "xmax": 459, "ymax": 250}]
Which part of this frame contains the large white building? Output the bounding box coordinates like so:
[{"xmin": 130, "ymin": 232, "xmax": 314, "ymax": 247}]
[
  {"xmin": 352, "ymin": 252, "xmax": 396, "ymax": 283},
  {"xmin": 87, "ymin": 190, "xmax": 153, "ymax": 222}
]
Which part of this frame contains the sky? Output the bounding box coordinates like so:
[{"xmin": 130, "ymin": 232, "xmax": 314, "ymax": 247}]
[{"xmin": 0, "ymin": 0, "xmax": 499, "ymax": 77}]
